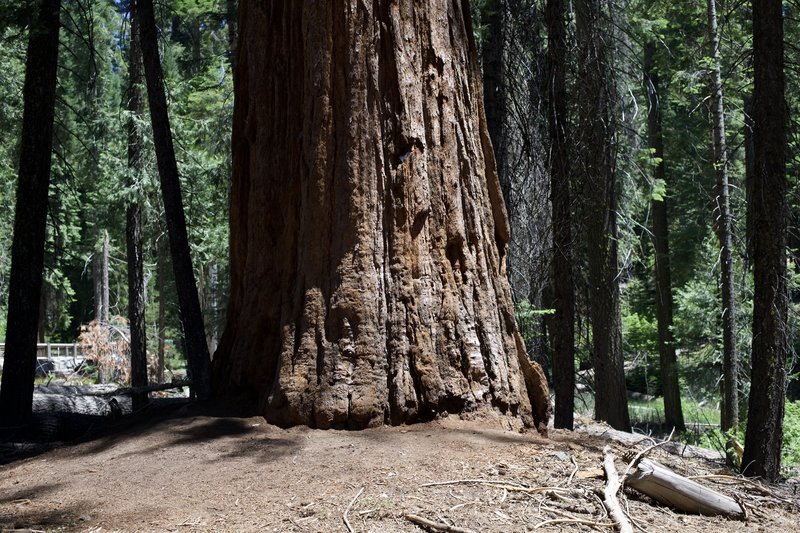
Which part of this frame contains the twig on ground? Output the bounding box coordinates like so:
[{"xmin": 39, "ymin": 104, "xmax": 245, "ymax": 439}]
[
  {"xmin": 343, "ymin": 486, "xmax": 364, "ymax": 533},
  {"xmin": 603, "ymin": 447, "xmax": 634, "ymax": 533},
  {"xmin": 621, "ymin": 427, "xmax": 675, "ymax": 483},
  {"xmin": 533, "ymin": 517, "xmax": 616, "ymax": 529},
  {"xmin": 420, "ymin": 479, "xmax": 571, "ymax": 494},
  {"xmin": 405, "ymin": 513, "xmax": 478, "ymax": 533},
  {"xmin": 568, "ymin": 455, "xmax": 579, "ymax": 485}
]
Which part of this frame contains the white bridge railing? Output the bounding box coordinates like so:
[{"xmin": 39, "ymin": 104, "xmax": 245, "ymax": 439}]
[{"xmin": 0, "ymin": 342, "xmax": 84, "ymax": 375}]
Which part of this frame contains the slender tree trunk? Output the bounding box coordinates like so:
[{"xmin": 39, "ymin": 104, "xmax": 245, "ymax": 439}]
[
  {"xmin": 546, "ymin": 0, "xmax": 575, "ymax": 430},
  {"xmin": 0, "ymin": 0, "xmax": 61, "ymax": 423},
  {"xmin": 101, "ymin": 230, "xmax": 110, "ymax": 323},
  {"xmin": 212, "ymin": 0, "xmax": 550, "ymax": 431},
  {"xmin": 137, "ymin": 0, "xmax": 211, "ymax": 400},
  {"xmin": 744, "ymin": 96, "xmax": 754, "ymax": 271},
  {"xmin": 743, "ymin": 0, "xmax": 788, "ymax": 482},
  {"xmin": 206, "ymin": 261, "xmax": 219, "ymax": 355},
  {"xmin": 644, "ymin": 42, "xmax": 684, "ymax": 432},
  {"xmin": 127, "ymin": 1, "xmax": 149, "ymax": 409},
  {"xmin": 482, "ymin": 0, "xmax": 510, "ymax": 217},
  {"xmin": 707, "ymin": 0, "xmax": 738, "ymax": 433},
  {"xmin": 574, "ymin": 0, "xmax": 629, "ymax": 431},
  {"xmin": 227, "ymin": 0, "xmax": 237, "ymax": 74},
  {"xmin": 157, "ymin": 236, "xmax": 167, "ymax": 384},
  {"xmin": 94, "ymin": 233, "xmax": 103, "ymax": 321}
]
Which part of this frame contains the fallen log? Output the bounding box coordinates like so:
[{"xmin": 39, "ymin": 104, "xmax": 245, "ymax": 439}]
[
  {"xmin": 625, "ymin": 458, "xmax": 744, "ymax": 518},
  {"xmin": 84, "ymin": 379, "xmax": 191, "ymax": 397}
]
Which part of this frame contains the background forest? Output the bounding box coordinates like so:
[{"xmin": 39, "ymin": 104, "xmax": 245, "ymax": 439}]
[{"xmin": 0, "ymin": 0, "xmax": 798, "ymax": 476}]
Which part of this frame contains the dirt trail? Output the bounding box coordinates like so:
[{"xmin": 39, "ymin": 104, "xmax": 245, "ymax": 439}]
[{"xmin": 1, "ymin": 404, "xmax": 797, "ymax": 532}]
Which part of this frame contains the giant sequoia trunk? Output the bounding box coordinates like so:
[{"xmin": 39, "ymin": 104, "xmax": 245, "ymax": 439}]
[{"xmin": 213, "ymin": 0, "xmax": 550, "ymax": 431}]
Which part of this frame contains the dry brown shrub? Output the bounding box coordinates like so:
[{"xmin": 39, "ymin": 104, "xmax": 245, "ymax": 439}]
[{"xmin": 78, "ymin": 319, "xmax": 131, "ymax": 384}]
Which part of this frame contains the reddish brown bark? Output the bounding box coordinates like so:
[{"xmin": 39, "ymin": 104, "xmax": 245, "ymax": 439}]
[{"xmin": 213, "ymin": 0, "xmax": 550, "ymax": 431}]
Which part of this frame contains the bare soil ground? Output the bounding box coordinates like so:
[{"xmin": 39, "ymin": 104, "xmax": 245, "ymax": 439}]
[{"xmin": 1, "ymin": 402, "xmax": 798, "ymax": 532}]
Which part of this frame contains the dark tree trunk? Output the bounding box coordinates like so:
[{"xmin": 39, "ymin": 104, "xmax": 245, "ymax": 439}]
[
  {"xmin": 546, "ymin": 0, "xmax": 575, "ymax": 430},
  {"xmin": 743, "ymin": 0, "xmax": 788, "ymax": 482},
  {"xmin": 574, "ymin": 0, "xmax": 629, "ymax": 431},
  {"xmin": 127, "ymin": 1, "xmax": 149, "ymax": 410},
  {"xmin": 137, "ymin": 0, "xmax": 211, "ymax": 400},
  {"xmin": 644, "ymin": 42, "xmax": 684, "ymax": 432},
  {"xmin": 482, "ymin": 0, "xmax": 510, "ymax": 217},
  {"xmin": 212, "ymin": 0, "xmax": 550, "ymax": 432},
  {"xmin": 0, "ymin": 0, "xmax": 61, "ymax": 423},
  {"xmin": 707, "ymin": 0, "xmax": 738, "ymax": 433}
]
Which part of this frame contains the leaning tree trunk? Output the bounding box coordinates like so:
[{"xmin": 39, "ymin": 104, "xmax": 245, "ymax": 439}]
[
  {"xmin": 137, "ymin": 0, "xmax": 211, "ymax": 399},
  {"xmin": 546, "ymin": 0, "xmax": 575, "ymax": 430},
  {"xmin": 644, "ymin": 42, "xmax": 684, "ymax": 432},
  {"xmin": 707, "ymin": 0, "xmax": 738, "ymax": 433},
  {"xmin": 126, "ymin": 1, "xmax": 148, "ymax": 410},
  {"xmin": 744, "ymin": 0, "xmax": 788, "ymax": 482},
  {"xmin": 0, "ymin": 0, "xmax": 61, "ymax": 423},
  {"xmin": 213, "ymin": 0, "xmax": 550, "ymax": 431},
  {"xmin": 574, "ymin": 0, "xmax": 630, "ymax": 431}
]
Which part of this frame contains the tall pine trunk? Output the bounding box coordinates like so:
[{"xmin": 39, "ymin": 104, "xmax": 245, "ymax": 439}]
[
  {"xmin": 574, "ymin": 0, "xmax": 629, "ymax": 431},
  {"xmin": 707, "ymin": 0, "xmax": 738, "ymax": 433},
  {"xmin": 0, "ymin": 0, "xmax": 61, "ymax": 423},
  {"xmin": 213, "ymin": 0, "xmax": 550, "ymax": 431},
  {"xmin": 482, "ymin": 0, "xmax": 510, "ymax": 216},
  {"xmin": 644, "ymin": 42, "xmax": 684, "ymax": 432},
  {"xmin": 137, "ymin": 0, "xmax": 211, "ymax": 399},
  {"xmin": 546, "ymin": 0, "xmax": 575, "ymax": 430},
  {"xmin": 744, "ymin": 0, "xmax": 788, "ymax": 482},
  {"xmin": 127, "ymin": 1, "xmax": 149, "ymax": 409}
]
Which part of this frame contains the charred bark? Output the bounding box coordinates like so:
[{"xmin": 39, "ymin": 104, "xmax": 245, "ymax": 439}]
[
  {"xmin": 213, "ymin": 0, "xmax": 550, "ymax": 431},
  {"xmin": 744, "ymin": 0, "xmax": 788, "ymax": 482},
  {"xmin": 644, "ymin": 42, "xmax": 684, "ymax": 432},
  {"xmin": 574, "ymin": 0, "xmax": 629, "ymax": 431},
  {"xmin": 0, "ymin": 0, "xmax": 61, "ymax": 423},
  {"xmin": 546, "ymin": 0, "xmax": 575, "ymax": 430},
  {"xmin": 137, "ymin": 0, "xmax": 211, "ymax": 400}
]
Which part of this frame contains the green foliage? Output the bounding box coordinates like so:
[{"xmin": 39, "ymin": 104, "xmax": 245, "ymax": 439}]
[{"xmin": 783, "ymin": 402, "xmax": 800, "ymax": 474}]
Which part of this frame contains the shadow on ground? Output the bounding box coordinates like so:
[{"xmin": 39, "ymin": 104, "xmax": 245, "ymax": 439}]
[{"xmin": 0, "ymin": 397, "xmax": 291, "ymax": 465}]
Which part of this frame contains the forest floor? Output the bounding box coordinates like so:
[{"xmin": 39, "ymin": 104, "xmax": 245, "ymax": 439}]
[{"xmin": 0, "ymin": 401, "xmax": 798, "ymax": 532}]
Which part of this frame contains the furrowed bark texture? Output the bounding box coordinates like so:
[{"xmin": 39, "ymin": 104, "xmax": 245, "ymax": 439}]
[
  {"xmin": 0, "ymin": 0, "xmax": 61, "ymax": 423},
  {"xmin": 744, "ymin": 0, "xmax": 788, "ymax": 482},
  {"xmin": 546, "ymin": 0, "xmax": 575, "ymax": 430},
  {"xmin": 574, "ymin": 0, "xmax": 629, "ymax": 431},
  {"xmin": 213, "ymin": 0, "xmax": 550, "ymax": 431},
  {"xmin": 644, "ymin": 42, "xmax": 684, "ymax": 432}
]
